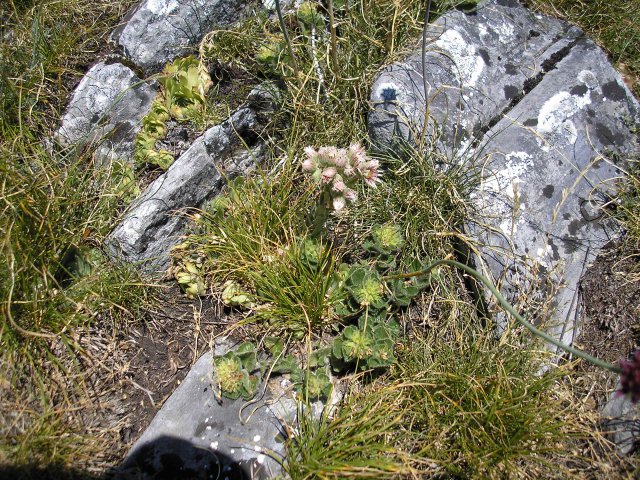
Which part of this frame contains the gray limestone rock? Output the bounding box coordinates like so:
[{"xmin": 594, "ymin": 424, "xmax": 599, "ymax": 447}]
[
  {"xmin": 602, "ymin": 383, "xmax": 640, "ymax": 455},
  {"xmin": 105, "ymin": 107, "xmax": 262, "ymax": 272},
  {"xmin": 117, "ymin": 339, "xmax": 312, "ymax": 480},
  {"xmin": 466, "ymin": 37, "xmax": 639, "ymax": 347},
  {"xmin": 368, "ymin": 0, "xmax": 581, "ymax": 153},
  {"xmin": 112, "ymin": 0, "xmax": 257, "ymax": 74},
  {"xmin": 55, "ymin": 62, "xmax": 156, "ymax": 164},
  {"xmin": 367, "ymin": 0, "xmax": 640, "ymax": 349},
  {"xmin": 117, "ymin": 347, "xmax": 283, "ymax": 479}
]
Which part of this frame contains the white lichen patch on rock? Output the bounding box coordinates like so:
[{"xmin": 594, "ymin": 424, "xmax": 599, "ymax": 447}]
[
  {"xmin": 577, "ymin": 70, "xmax": 599, "ymax": 90},
  {"xmin": 473, "ymin": 151, "xmax": 533, "ymax": 236},
  {"xmin": 146, "ymin": 0, "xmax": 179, "ymax": 15},
  {"xmin": 493, "ymin": 18, "xmax": 516, "ymax": 44},
  {"xmin": 537, "ymin": 91, "xmax": 591, "ymax": 148},
  {"xmin": 482, "ymin": 151, "xmax": 533, "ymax": 199},
  {"xmin": 435, "ymin": 29, "xmax": 485, "ymax": 87}
]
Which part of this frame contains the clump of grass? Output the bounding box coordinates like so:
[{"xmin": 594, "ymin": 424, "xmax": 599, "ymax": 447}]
[
  {"xmin": 179, "ymin": 165, "xmax": 343, "ymax": 335},
  {"xmin": 1, "ymin": 0, "xmax": 152, "ymax": 462},
  {"xmin": 0, "ymin": 137, "xmax": 154, "ymax": 467},
  {"xmin": 0, "ymin": 0, "xmax": 136, "ymax": 137},
  {"xmin": 615, "ymin": 158, "xmax": 640, "ymax": 248},
  {"xmin": 283, "ymin": 382, "xmax": 416, "ymax": 480},
  {"xmin": 389, "ymin": 314, "xmax": 624, "ymax": 479}
]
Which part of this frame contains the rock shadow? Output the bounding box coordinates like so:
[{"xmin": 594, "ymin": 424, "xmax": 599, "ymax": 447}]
[{"xmin": 0, "ymin": 436, "xmax": 251, "ymax": 480}]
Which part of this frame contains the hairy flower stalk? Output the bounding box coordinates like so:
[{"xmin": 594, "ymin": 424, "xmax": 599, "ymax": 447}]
[
  {"xmin": 303, "ymin": 143, "xmax": 379, "ymax": 236},
  {"xmin": 383, "ymin": 259, "xmax": 640, "ymax": 402},
  {"xmin": 302, "ymin": 142, "xmax": 382, "ymax": 236},
  {"xmin": 302, "ymin": 143, "xmax": 380, "ymax": 213}
]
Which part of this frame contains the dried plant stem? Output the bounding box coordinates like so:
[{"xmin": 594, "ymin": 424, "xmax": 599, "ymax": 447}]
[{"xmin": 419, "ymin": 0, "xmax": 432, "ymax": 146}]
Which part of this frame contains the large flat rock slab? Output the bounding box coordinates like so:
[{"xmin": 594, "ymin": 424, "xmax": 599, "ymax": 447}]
[
  {"xmin": 112, "ymin": 0, "xmax": 258, "ymax": 74},
  {"xmin": 467, "ymin": 37, "xmax": 639, "ymax": 346},
  {"xmin": 369, "ymin": 0, "xmax": 581, "ymax": 153},
  {"xmin": 116, "ymin": 343, "xmax": 296, "ymax": 480},
  {"xmin": 367, "ymin": 0, "xmax": 640, "ymax": 348},
  {"xmin": 55, "ymin": 61, "xmax": 156, "ymax": 163},
  {"xmin": 106, "ymin": 107, "xmax": 262, "ymax": 272}
]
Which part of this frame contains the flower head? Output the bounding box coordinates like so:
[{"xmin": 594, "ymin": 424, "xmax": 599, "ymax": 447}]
[
  {"xmin": 334, "ymin": 150, "xmax": 348, "ymax": 168},
  {"xmin": 344, "ymin": 188, "xmax": 357, "ymax": 202},
  {"xmin": 332, "ymin": 195, "xmax": 346, "ymax": 211},
  {"xmin": 318, "ymin": 146, "xmax": 339, "ymax": 166},
  {"xmin": 618, "ymin": 350, "xmax": 640, "ymax": 403},
  {"xmin": 362, "ymin": 162, "xmax": 382, "ymax": 188},
  {"xmin": 332, "ymin": 177, "xmax": 346, "ymax": 193},
  {"xmin": 348, "ymin": 142, "xmax": 367, "ymax": 163},
  {"xmin": 321, "ymin": 166, "xmax": 337, "ymax": 183},
  {"xmin": 304, "ymin": 145, "xmax": 318, "ymax": 160},
  {"xmin": 302, "ymin": 158, "xmax": 316, "ymax": 173}
]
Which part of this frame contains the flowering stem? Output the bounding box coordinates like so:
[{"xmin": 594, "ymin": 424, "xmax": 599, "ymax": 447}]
[
  {"xmin": 327, "ymin": 0, "xmax": 339, "ymax": 74},
  {"xmin": 384, "ymin": 259, "xmax": 622, "ymax": 374},
  {"xmin": 274, "ymin": 0, "xmax": 301, "ymax": 84}
]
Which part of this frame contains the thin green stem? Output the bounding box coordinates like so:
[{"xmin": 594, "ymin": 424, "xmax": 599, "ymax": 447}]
[
  {"xmin": 327, "ymin": 0, "xmax": 339, "ymax": 74},
  {"xmin": 274, "ymin": 0, "xmax": 301, "ymax": 83},
  {"xmin": 384, "ymin": 259, "xmax": 622, "ymax": 374}
]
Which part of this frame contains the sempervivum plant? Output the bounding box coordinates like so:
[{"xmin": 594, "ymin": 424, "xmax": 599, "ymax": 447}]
[
  {"xmin": 369, "ymin": 223, "xmax": 404, "ymax": 254},
  {"xmin": 302, "ymin": 142, "xmax": 381, "ymax": 212},
  {"xmin": 213, "ymin": 342, "xmax": 260, "ymax": 400},
  {"xmin": 345, "ymin": 266, "xmax": 386, "ymax": 311},
  {"xmin": 331, "ymin": 315, "xmax": 398, "ymax": 370}
]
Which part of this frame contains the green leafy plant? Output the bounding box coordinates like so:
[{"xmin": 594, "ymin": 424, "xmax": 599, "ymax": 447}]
[
  {"xmin": 173, "ymin": 260, "xmax": 206, "ymax": 298},
  {"xmin": 256, "ymin": 36, "xmax": 289, "ymax": 74},
  {"xmin": 299, "ymin": 236, "xmax": 324, "ymax": 266},
  {"xmin": 291, "ymin": 366, "xmax": 333, "ymax": 400},
  {"xmin": 160, "ymin": 56, "xmax": 213, "ymax": 121},
  {"xmin": 221, "ymin": 279, "xmax": 255, "ymax": 308},
  {"xmin": 344, "ymin": 266, "xmax": 386, "ymax": 310},
  {"xmin": 134, "ymin": 56, "xmax": 213, "ymax": 169},
  {"xmin": 213, "ymin": 342, "xmax": 260, "ymax": 400},
  {"xmin": 365, "ymin": 223, "xmax": 404, "ymax": 255},
  {"xmin": 331, "ymin": 315, "xmax": 398, "ymax": 370}
]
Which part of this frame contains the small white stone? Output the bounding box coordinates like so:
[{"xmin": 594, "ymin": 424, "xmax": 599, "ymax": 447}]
[
  {"xmin": 257, "ymin": 454, "xmax": 266, "ymax": 464},
  {"xmin": 210, "ymin": 441, "xmax": 219, "ymax": 450},
  {"xmin": 253, "ymin": 434, "xmax": 261, "ymax": 442}
]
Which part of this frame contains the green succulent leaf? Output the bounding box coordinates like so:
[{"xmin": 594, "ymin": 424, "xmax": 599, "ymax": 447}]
[
  {"xmin": 214, "ymin": 354, "xmax": 245, "ymax": 399},
  {"xmin": 221, "ymin": 280, "xmax": 255, "ymax": 308},
  {"xmin": 241, "ymin": 373, "xmax": 259, "ymax": 400},
  {"xmin": 293, "ymin": 368, "xmax": 332, "ymax": 400},
  {"xmin": 264, "ymin": 336, "xmax": 285, "ymax": 357},
  {"xmin": 345, "ymin": 266, "xmax": 386, "ymax": 309},
  {"xmin": 272, "ymin": 354, "xmax": 298, "ymax": 374},
  {"xmin": 299, "ymin": 237, "xmax": 323, "ymax": 266},
  {"xmin": 309, "ymin": 346, "xmax": 332, "ymax": 368}
]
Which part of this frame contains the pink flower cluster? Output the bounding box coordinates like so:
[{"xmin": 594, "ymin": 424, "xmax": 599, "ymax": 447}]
[
  {"xmin": 618, "ymin": 350, "xmax": 640, "ymax": 403},
  {"xmin": 302, "ymin": 143, "xmax": 381, "ymax": 211}
]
